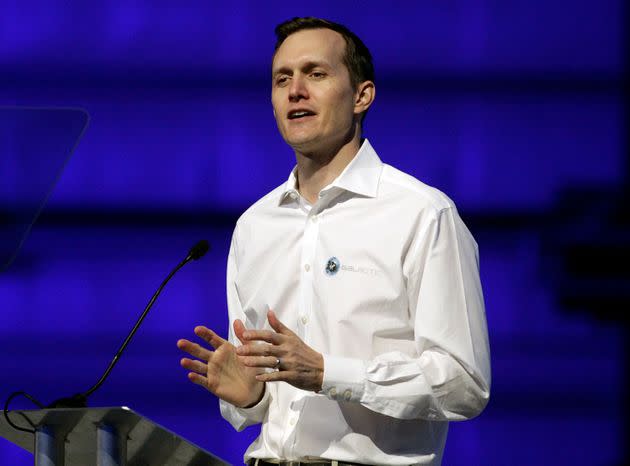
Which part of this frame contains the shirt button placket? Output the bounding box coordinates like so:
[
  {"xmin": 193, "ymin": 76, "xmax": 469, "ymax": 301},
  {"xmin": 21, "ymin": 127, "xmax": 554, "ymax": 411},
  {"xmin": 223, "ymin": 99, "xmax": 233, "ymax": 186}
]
[{"xmin": 299, "ymin": 208, "xmax": 319, "ymax": 342}]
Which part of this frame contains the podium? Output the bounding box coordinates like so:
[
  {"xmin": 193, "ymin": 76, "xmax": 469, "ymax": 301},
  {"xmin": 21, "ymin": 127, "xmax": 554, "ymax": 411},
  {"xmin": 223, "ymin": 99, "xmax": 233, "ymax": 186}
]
[{"xmin": 0, "ymin": 406, "xmax": 229, "ymax": 465}]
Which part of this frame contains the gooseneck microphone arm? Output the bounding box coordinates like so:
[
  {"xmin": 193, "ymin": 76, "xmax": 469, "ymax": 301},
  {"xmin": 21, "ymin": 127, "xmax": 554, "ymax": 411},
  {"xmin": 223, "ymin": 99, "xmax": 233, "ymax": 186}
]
[{"xmin": 46, "ymin": 239, "xmax": 210, "ymax": 408}]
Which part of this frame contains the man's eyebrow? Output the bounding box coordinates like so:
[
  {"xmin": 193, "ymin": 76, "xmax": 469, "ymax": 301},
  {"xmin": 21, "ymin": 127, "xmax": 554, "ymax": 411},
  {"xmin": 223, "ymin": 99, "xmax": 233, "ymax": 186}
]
[
  {"xmin": 272, "ymin": 66, "xmax": 293, "ymax": 78},
  {"xmin": 272, "ymin": 60, "xmax": 331, "ymax": 77},
  {"xmin": 300, "ymin": 60, "xmax": 329, "ymax": 72}
]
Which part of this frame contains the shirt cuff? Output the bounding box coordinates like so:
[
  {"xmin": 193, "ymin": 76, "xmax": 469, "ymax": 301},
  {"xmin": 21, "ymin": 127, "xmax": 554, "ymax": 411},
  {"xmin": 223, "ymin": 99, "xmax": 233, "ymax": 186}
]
[{"xmin": 321, "ymin": 354, "xmax": 366, "ymax": 403}]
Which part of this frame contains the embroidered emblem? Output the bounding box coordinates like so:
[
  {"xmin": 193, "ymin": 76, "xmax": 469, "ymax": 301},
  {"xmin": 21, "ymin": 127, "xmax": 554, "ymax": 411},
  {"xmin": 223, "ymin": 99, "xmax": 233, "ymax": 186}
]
[{"xmin": 325, "ymin": 257, "xmax": 340, "ymax": 276}]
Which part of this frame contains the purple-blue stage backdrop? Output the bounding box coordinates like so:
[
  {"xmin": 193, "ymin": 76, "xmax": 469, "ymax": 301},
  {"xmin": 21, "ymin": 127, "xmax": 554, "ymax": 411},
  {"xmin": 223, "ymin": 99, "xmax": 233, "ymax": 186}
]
[{"xmin": 1, "ymin": 2, "xmax": 626, "ymax": 465}]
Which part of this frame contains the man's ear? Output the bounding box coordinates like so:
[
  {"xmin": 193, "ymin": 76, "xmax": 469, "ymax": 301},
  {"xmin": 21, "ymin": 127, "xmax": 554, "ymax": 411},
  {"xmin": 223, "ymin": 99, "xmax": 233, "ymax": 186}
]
[{"xmin": 354, "ymin": 81, "xmax": 376, "ymax": 116}]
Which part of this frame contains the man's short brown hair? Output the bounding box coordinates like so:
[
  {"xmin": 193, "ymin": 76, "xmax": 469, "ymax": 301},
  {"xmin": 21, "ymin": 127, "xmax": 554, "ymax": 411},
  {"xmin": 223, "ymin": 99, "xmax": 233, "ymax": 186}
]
[{"xmin": 273, "ymin": 17, "xmax": 375, "ymax": 90}]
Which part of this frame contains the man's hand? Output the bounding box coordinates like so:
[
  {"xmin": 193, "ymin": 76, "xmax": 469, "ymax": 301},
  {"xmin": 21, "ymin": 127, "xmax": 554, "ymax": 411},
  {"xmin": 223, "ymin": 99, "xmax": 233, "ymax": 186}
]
[
  {"xmin": 236, "ymin": 310, "xmax": 324, "ymax": 392},
  {"xmin": 177, "ymin": 320, "xmax": 265, "ymax": 408}
]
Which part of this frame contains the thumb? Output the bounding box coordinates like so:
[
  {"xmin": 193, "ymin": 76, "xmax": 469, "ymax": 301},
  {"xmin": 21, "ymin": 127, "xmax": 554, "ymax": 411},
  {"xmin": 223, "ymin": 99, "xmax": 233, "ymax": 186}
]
[
  {"xmin": 194, "ymin": 326, "xmax": 226, "ymax": 349},
  {"xmin": 268, "ymin": 310, "xmax": 293, "ymax": 336}
]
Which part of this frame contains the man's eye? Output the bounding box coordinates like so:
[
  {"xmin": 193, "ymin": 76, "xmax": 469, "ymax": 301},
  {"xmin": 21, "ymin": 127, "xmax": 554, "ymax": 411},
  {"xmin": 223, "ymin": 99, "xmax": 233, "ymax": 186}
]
[
  {"xmin": 276, "ymin": 76, "xmax": 289, "ymax": 86},
  {"xmin": 311, "ymin": 72, "xmax": 325, "ymax": 79}
]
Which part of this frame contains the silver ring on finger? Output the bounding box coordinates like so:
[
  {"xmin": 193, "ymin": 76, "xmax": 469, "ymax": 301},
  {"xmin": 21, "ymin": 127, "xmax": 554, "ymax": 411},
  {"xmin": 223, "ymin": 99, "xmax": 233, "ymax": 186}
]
[{"xmin": 274, "ymin": 357, "xmax": 282, "ymax": 370}]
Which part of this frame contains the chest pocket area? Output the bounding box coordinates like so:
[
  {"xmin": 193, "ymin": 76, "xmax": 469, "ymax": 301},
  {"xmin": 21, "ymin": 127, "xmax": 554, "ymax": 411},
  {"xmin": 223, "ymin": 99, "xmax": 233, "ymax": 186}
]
[{"xmin": 235, "ymin": 247, "xmax": 300, "ymax": 329}]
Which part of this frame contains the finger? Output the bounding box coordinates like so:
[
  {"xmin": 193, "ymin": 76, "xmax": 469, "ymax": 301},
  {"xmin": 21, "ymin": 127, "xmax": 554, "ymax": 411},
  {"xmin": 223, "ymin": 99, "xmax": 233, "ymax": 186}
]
[
  {"xmin": 194, "ymin": 326, "xmax": 226, "ymax": 349},
  {"xmin": 180, "ymin": 357, "xmax": 208, "ymax": 375},
  {"xmin": 267, "ymin": 310, "xmax": 295, "ymax": 336},
  {"xmin": 187, "ymin": 371, "xmax": 209, "ymax": 389},
  {"xmin": 233, "ymin": 319, "xmax": 248, "ymax": 345},
  {"xmin": 255, "ymin": 370, "xmax": 295, "ymax": 383},
  {"xmin": 241, "ymin": 355, "xmax": 280, "ymax": 368},
  {"xmin": 242, "ymin": 329, "xmax": 282, "ymax": 344},
  {"xmin": 177, "ymin": 339, "xmax": 213, "ymax": 361},
  {"xmin": 236, "ymin": 342, "xmax": 278, "ymax": 357}
]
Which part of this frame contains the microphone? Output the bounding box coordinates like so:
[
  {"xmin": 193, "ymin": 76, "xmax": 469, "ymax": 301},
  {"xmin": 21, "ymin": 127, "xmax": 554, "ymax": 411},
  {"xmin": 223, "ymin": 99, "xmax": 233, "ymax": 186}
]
[
  {"xmin": 47, "ymin": 239, "xmax": 211, "ymax": 408},
  {"xmin": 186, "ymin": 239, "xmax": 210, "ymax": 261}
]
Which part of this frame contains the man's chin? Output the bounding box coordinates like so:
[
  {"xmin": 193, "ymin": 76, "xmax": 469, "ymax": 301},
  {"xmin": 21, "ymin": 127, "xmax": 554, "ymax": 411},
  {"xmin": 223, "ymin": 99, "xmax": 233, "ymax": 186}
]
[{"xmin": 284, "ymin": 134, "xmax": 322, "ymax": 154}]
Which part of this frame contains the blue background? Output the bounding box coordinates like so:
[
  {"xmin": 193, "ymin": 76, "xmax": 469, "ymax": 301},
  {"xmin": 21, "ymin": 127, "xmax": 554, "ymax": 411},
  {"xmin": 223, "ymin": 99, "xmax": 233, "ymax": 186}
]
[{"xmin": 1, "ymin": 1, "xmax": 627, "ymax": 465}]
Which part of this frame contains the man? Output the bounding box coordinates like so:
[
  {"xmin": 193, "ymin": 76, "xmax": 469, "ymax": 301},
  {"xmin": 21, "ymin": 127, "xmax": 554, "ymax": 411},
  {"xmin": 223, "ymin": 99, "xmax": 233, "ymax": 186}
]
[{"xmin": 177, "ymin": 17, "xmax": 490, "ymax": 466}]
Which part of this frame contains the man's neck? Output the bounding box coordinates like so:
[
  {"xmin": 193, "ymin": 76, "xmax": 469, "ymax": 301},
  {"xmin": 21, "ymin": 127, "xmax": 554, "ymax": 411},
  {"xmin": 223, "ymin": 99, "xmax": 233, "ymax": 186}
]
[{"xmin": 294, "ymin": 131, "xmax": 362, "ymax": 204}]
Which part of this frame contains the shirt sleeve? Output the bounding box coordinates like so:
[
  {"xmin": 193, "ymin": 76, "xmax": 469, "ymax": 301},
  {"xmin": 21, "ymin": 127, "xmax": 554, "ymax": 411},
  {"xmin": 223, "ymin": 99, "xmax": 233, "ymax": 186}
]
[
  {"xmin": 321, "ymin": 206, "xmax": 491, "ymax": 421},
  {"xmin": 219, "ymin": 224, "xmax": 271, "ymax": 431}
]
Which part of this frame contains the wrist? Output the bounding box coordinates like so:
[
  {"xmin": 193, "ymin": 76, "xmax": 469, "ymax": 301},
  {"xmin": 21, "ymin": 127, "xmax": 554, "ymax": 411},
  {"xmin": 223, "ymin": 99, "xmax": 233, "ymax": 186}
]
[
  {"xmin": 241, "ymin": 382, "xmax": 265, "ymax": 408},
  {"xmin": 316, "ymin": 353, "xmax": 324, "ymax": 392}
]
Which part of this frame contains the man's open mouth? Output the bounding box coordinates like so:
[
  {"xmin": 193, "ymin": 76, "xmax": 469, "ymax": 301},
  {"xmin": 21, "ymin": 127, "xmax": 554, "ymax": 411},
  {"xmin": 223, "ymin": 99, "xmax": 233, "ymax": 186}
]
[{"xmin": 288, "ymin": 110, "xmax": 316, "ymax": 120}]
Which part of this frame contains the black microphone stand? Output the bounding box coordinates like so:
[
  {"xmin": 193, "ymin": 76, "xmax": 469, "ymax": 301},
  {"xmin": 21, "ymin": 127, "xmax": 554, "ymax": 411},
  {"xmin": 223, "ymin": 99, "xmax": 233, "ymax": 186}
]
[{"xmin": 46, "ymin": 240, "xmax": 210, "ymax": 408}]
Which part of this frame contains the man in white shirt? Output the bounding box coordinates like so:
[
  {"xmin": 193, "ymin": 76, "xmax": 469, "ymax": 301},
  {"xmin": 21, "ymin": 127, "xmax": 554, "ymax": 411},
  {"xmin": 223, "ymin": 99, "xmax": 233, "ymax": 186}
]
[{"xmin": 178, "ymin": 17, "xmax": 491, "ymax": 466}]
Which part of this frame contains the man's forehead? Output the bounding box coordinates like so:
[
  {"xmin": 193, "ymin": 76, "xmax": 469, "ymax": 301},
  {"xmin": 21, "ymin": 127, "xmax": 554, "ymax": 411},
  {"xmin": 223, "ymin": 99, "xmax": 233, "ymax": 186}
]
[{"xmin": 272, "ymin": 28, "xmax": 346, "ymax": 70}]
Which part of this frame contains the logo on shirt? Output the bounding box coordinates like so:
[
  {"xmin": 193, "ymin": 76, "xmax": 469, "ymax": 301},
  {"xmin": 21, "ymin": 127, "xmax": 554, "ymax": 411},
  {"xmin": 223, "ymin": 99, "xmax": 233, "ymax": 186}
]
[
  {"xmin": 324, "ymin": 256, "xmax": 381, "ymax": 277},
  {"xmin": 341, "ymin": 264, "xmax": 381, "ymax": 276},
  {"xmin": 325, "ymin": 257, "xmax": 340, "ymax": 276}
]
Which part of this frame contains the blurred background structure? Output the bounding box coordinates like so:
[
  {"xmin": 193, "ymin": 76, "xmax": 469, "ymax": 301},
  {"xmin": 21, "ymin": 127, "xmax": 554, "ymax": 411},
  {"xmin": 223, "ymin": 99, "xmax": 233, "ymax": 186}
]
[{"xmin": 1, "ymin": 1, "xmax": 627, "ymax": 465}]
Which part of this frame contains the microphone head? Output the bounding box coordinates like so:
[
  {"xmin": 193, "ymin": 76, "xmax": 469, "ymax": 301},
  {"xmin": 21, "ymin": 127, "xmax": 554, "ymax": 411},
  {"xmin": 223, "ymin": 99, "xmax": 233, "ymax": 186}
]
[{"xmin": 188, "ymin": 240, "xmax": 210, "ymax": 260}]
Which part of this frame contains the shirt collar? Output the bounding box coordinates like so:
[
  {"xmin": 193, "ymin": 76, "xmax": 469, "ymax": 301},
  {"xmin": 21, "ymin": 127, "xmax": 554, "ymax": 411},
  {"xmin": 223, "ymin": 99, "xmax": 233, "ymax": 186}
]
[{"xmin": 279, "ymin": 139, "xmax": 383, "ymax": 205}]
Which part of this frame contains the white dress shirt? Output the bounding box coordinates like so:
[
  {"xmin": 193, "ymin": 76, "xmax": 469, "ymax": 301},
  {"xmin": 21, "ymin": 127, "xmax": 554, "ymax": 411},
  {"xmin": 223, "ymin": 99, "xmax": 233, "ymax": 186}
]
[{"xmin": 220, "ymin": 139, "xmax": 491, "ymax": 465}]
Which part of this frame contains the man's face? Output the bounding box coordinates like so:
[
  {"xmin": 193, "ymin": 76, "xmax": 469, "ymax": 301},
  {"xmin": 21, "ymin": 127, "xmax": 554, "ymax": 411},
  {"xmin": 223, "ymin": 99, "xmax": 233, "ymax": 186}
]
[{"xmin": 271, "ymin": 28, "xmax": 358, "ymax": 154}]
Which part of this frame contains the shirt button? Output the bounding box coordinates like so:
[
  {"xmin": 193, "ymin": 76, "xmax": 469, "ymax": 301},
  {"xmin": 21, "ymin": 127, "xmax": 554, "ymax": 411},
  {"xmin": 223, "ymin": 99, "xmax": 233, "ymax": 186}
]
[
  {"xmin": 301, "ymin": 315, "xmax": 309, "ymax": 325},
  {"xmin": 310, "ymin": 215, "xmax": 318, "ymax": 223},
  {"xmin": 304, "ymin": 264, "xmax": 310, "ymax": 272},
  {"xmin": 343, "ymin": 389, "xmax": 352, "ymax": 401},
  {"xmin": 289, "ymin": 417, "xmax": 297, "ymax": 426},
  {"xmin": 329, "ymin": 387, "xmax": 337, "ymax": 398}
]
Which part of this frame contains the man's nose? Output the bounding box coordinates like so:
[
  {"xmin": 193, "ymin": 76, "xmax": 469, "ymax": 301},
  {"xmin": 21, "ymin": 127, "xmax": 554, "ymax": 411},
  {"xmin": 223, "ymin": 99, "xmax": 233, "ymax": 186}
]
[{"xmin": 288, "ymin": 75, "xmax": 308, "ymax": 101}]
